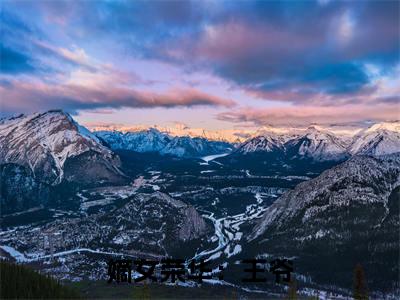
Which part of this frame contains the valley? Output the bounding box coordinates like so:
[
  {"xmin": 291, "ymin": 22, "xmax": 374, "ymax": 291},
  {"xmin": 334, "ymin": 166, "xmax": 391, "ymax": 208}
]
[{"xmin": 1, "ymin": 111, "xmax": 399, "ymax": 299}]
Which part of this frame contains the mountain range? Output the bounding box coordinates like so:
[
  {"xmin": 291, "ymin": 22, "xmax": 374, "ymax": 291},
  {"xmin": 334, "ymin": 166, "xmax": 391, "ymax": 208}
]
[
  {"xmin": 1, "ymin": 110, "xmax": 399, "ymax": 213},
  {"xmin": 96, "ymin": 121, "xmax": 400, "ymax": 162},
  {"xmin": 2, "ymin": 111, "xmax": 398, "ymax": 170},
  {"xmin": 1, "ymin": 109, "xmax": 399, "ymax": 297},
  {"xmin": 235, "ymin": 122, "xmax": 400, "ymax": 161},
  {"xmin": 95, "ymin": 129, "xmax": 232, "ymax": 158}
]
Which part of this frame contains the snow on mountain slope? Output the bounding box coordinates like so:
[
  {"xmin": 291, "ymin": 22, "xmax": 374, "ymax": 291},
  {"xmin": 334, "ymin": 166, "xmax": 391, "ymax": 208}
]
[
  {"xmin": 96, "ymin": 128, "xmax": 171, "ymax": 153},
  {"xmin": 233, "ymin": 122, "xmax": 399, "ymax": 161},
  {"xmin": 0, "ymin": 110, "xmax": 124, "ymax": 185},
  {"xmin": 250, "ymin": 153, "xmax": 400, "ymax": 240},
  {"xmin": 349, "ymin": 121, "xmax": 400, "ymax": 156},
  {"xmin": 87, "ymin": 121, "xmax": 364, "ymax": 144},
  {"xmin": 161, "ymin": 136, "xmax": 232, "ymax": 157},
  {"xmin": 285, "ymin": 126, "xmax": 349, "ymax": 161},
  {"xmin": 95, "ymin": 129, "xmax": 233, "ymax": 158},
  {"xmin": 235, "ymin": 126, "xmax": 349, "ymax": 161},
  {"xmin": 88, "ymin": 123, "xmax": 249, "ymax": 143},
  {"xmin": 247, "ymin": 153, "xmax": 400, "ymax": 291},
  {"xmin": 235, "ymin": 134, "xmax": 286, "ymax": 154}
]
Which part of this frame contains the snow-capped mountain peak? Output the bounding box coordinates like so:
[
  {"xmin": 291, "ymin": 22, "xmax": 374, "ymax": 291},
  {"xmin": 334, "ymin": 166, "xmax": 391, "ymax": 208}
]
[
  {"xmin": 283, "ymin": 126, "xmax": 349, "ymax": 161},
  {"xmin": 349, "ymin": 121, "xmax": 400, "ymax": 156},
  {"xmin": 235, "ymin": 127, "xmax": 349, "ymax": 160},
  {"xmin": 364, "ymin": 121, "xmax": 400, "ymax": 133},
  {"xmin": 236, "ymin": 134, "xmax": 285, "ymax": 154},
  {"xmin": 234, "ymin": 121, "xmax": 399, "ymax": 161},
  {"xmin": 0, "ymin": 110, "xmax": 123, "ymax": 185},
  {"xmin": 95, "ymin": 128, "xmax": 232, "ymax": 158}
]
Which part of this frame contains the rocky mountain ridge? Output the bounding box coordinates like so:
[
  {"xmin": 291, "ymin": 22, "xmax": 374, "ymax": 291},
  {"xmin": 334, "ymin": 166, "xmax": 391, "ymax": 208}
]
[
  {"xmin": 236, "ymin": 122, "xmax": 400, "ymax": 161},
  {"xmin": 95, "ymin": 129, "xmax": 233, "ymax": 158},
  {"xmin": 0, "ymin": 110, "xmax": 125, "ymax": 185},
  {"xmin": 248, "ymin": 153, "xmax": 400, "ymax": 291}
]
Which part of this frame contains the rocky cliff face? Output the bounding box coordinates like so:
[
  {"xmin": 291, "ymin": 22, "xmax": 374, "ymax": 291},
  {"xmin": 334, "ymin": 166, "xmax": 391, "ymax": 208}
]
[
  {"xmin": 248, "ymin": 154, "xmax": 400, "ymax": 291},
  {"xmin": 179, "ymin": 205, "xmax": 208, "ymax": 241},
  {"xmin": 1, "ymin": 192, "xmax": 209, "ymax": 257},
  {"xmin": 0, "ymin": 110, "xmax": 125, "ymax": 186},
  {"xmin": 0, "ymin": 110, "xmax": 127, "ymax": 214},
  {"xmin": 0, "ymin": 164, "xmax": 50, "ymax": 215}
]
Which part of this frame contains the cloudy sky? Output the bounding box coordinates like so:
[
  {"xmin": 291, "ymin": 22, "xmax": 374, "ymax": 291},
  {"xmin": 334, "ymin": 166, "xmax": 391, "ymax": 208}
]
[{"xmin": 1, "ymin": 0, "xmax": 399, "ymax": 130}]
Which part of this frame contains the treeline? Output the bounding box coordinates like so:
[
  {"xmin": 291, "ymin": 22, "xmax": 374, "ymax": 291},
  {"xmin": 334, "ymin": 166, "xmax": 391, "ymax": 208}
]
[{"xmin": 0, "ymin": 261, "xmax": 80, "ymax": 299}]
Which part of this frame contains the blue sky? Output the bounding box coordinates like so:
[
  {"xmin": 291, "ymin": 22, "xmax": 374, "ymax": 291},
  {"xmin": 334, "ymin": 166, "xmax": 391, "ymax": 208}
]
[{"xmin": 0, "ymin": 0, "xmax": 399, "ymax": 129}]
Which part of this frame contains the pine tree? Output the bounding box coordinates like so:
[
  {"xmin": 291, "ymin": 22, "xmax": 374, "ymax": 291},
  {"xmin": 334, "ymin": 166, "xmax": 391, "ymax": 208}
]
[
  {"xmin": 0, "ymin": 261, "xmax": 80, "ymax": 299},
  {"xmin": 287, "ymin": 279, "xmax": 297, "ymax": 300},
  {"xmin": 353, "ymin": 263, "xmax": 368, "ymax": 300}
]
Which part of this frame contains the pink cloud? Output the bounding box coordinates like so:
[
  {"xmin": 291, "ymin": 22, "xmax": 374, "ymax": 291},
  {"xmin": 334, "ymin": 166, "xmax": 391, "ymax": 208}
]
[
  {"xmin": 243, "ymin": 83, "xmax": 380, "ymax": 106},
  {"xmin": 0, "ymin": 79, "xmax": 235, "ymax": 114},
  {"xmin": 195, "ymin": 21, "xmax": 318, "ymax": 62},
  {"xmin": 160, "ymin": 20, "xmax": 319, "ymax": 67},
  {"xmin": 217, "ymin": 104, "xmax": 400, "ymax": 126}
]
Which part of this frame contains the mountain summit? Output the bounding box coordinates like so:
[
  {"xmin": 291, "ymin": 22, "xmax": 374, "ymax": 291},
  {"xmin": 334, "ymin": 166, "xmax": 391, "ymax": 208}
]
[
  {"xmin": 349, "ymin": 121, "xmax": 400, "ymax": 156},
  {"xmin": 0, "ymin": 110, "xmax": 125, "ymax": 185},
  {"xmin": 285, "ymin": 126, "xmax": 350, "ymax": 161},
  {"xmin": 234, "ymin": 121, "xmax": 400, "ymax": 161}
]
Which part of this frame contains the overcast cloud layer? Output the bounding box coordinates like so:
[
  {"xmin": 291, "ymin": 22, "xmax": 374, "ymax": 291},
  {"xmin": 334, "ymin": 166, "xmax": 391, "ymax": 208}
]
[{"xmin": 0, "ymin": 0, "xmax": 399, "ymax": 127}]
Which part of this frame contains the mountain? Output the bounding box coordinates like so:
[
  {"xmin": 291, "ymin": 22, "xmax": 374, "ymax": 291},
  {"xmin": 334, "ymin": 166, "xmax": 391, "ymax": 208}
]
[
  {"xmin": 1, "ymin": 192, "xmax": 210, "ymax": 260},
  {"xmin": 0, "ymin": 110, "xmax": 125, "ymax": 185},
  {"xmin": 284, "ymin": 126, "xmax": 349, "ymax": 161},
  {"xmin": 0, "ymin": 110, "xmax": 126, "ymax": 214},
  {"xmin": 349, "ymin": 121, "xmax": 400, "ymax": 156},
  {"xmin": 95, "ymin": 128, "xmax": 170, "ymax": 153},
  {"xmin": 219, "ymin": 126, "xmax": 350, "ymax": 178},
  {"xmin": 248, "ymin": 153, "xmax": 400, "ymax": 292},
  {"xmin": 233, "ymin": 126, "xmax": 348, "ymax": 161},
  {"xmin": 95, "ymin": 129, "xmax": 233, "ymax": 158},
  {"xmin": 161, "ymin": 135, "xmax": 232, "ymax": 157},
  {"xmin": 1, "ymin": 110, "xmax": 399, "ymax": 296},
  {"xmin": 88, "ymin": 122, "xmax": 363, "ymax": 144},
  {"xmin": 235, "ymin": 134, "xmax": 286, "ymax": 154},
  {"xmin": 227, "ymin": 122, "xmax": 400, "ymax": 163},
  {"xmin": 88, "ymin": 123, "xmax": 249, "ymax": 143}
]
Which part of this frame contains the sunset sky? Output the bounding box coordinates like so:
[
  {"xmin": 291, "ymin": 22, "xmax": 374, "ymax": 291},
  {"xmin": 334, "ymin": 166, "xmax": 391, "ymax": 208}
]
[{"xmin": 1, "ymin": 0, "xmax": 399, "ymax": 130}]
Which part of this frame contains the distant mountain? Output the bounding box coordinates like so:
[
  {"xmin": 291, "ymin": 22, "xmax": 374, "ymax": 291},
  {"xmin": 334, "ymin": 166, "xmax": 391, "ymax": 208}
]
[
  {"xmin": 235, "ymin": 134, "xmax": 286, "ymax": 154},
  {"xmin": 248, "ymin": 153, "xmax": 400, "ymax": 292},
  {"xmin": 349, "ymin": 121, "xmax": 400, "ymax": 156},
  {"xmin": 231, "ymin": 122, "xmax": 399, "ymax": 162},
  {"xmin": 95, "ymin": 129, "xmax": 170, "ymax": 154},
  {"xmin": 88, "ymin": 122, "xmax": 365, "ymax": 144},
  {"xmin": 95, "ymin": 129, "xmax": 233, "ymax": 158},
  {"xmin": 285, "ymin": 126, "xmax": 349, "ymax": 161},
  {"xmin": 89, "ymin": 123, "xmax": 248, "ymax": 143},
  {"xmin": 234, "ymin": 126, "xmax": 349, "ymax": 161}
]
